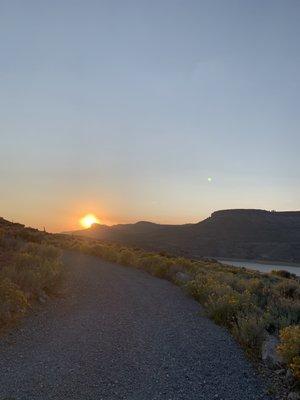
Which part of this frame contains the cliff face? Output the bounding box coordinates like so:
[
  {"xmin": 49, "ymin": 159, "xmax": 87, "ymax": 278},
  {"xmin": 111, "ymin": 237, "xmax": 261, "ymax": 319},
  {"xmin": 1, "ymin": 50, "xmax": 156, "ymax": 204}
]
[{"xmin": 69, "ymin": 209, "xmax": 300, "ymax": 262}]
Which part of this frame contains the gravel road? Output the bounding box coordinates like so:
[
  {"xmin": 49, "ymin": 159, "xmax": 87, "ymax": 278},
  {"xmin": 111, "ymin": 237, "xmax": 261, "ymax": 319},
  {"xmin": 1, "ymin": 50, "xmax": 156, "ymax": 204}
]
[{"xmin": 0, "ymin": 252, "xmax": 271, "ymax": 400}]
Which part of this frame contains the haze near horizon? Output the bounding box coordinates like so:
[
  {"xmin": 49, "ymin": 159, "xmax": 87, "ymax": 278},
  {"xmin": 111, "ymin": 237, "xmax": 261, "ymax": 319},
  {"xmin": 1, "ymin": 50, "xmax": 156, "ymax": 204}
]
[{"xmin": 1, "ymin": 0, "xmax": 299, "ymax": 232}]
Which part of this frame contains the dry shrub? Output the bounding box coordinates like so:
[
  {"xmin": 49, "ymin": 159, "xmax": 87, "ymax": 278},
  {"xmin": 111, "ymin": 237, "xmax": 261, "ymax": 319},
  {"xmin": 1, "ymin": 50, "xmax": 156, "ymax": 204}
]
[
  {"xmin": 264, "ymin": 297, "xmax": 300, "ymax": 332},
  {"xmin": 0, "ymin": 277, "xmax": 28, "ymax": 325},
  {"xmin": 232, "ymin": 314, "xmax": 266, "ymax": 351},
  {"xmin": 117, "ymin": 249, "xmax": 137, "ymax": 267},
  {"xmin": 271, "ymin": 270, "xmax": 297, "ymax": 279},
  {"xmin": 277, "ymin": 326, "xmax": 300, "ymax": 379},
  {"xmin": 2, "ymin": 244, "xmax": 63, "ymax": 298},
  {"xmin": 274, "ymin": 280, "xmax": 300, "ymax": 300},
  {"xmin": 205, "ymin": 288, "xmax": 255, "ymax": 328}
]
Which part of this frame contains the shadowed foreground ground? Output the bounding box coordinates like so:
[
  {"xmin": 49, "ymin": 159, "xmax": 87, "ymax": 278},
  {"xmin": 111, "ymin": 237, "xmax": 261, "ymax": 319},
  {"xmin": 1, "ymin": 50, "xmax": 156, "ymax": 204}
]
[{"xmin": 0, "ymin": 252, "xmax": 271, "ymax": 400}]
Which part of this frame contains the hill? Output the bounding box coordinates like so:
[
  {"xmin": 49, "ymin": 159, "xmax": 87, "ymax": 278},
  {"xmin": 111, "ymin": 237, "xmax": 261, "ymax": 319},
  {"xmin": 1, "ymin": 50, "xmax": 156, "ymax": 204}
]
[{"xmin": 67, "ymin": 209, "xmax": 300, "ymax": 262}]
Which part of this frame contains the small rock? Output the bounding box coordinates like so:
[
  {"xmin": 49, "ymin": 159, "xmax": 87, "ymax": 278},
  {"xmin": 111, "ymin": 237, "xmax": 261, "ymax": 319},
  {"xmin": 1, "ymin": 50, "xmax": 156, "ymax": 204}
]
[
  {"xmin": 288, "ymin": 392, "xmax": 300, "ymax": 400},
  {"xmin": 175, "ymin": 271, "xmax": 193, "ymax": 283},
  {"xmin": 261, "ymin": 335, "xmax": 283, "ymax": 368}
]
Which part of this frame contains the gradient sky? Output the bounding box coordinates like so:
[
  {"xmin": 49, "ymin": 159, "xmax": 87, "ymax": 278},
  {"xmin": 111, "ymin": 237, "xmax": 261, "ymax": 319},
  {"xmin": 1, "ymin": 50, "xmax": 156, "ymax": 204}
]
[{"xmin": 1, "ymin": 0, "xmax": 299, "ymax": 232}]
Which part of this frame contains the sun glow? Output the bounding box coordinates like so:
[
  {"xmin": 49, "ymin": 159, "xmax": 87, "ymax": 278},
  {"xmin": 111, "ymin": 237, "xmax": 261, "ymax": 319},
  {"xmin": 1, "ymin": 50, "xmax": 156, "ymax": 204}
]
[{"xmin": 80, "ymin": 214, "xmax": 100, "ymax": 229}]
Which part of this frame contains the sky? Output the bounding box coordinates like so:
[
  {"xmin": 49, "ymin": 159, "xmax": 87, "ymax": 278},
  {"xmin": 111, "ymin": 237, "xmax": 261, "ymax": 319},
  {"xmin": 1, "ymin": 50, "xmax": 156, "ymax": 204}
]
[{"xmin": 0, "ymin": 0, "xmax": 299, "ymax": 232}]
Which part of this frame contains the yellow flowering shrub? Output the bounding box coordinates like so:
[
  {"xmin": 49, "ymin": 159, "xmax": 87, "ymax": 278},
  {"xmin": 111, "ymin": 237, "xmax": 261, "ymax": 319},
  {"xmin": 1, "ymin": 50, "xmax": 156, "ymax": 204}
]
[{"xmin": 277, "ymin": 325, "xmax": 300, "ymax": 379}]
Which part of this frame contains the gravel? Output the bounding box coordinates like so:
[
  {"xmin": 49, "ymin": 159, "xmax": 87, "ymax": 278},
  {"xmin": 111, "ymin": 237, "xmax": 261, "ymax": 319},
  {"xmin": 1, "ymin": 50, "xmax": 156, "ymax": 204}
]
[{"xmin": 0, "ymin": 251, "xmax": 272, "ymax": 399}]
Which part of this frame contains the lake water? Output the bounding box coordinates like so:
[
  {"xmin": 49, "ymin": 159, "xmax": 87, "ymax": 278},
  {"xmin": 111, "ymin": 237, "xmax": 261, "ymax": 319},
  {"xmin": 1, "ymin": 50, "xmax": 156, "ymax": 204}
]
[{"xmin": 218, "ymin": 259, "xmax": 300, "ymax": 277}]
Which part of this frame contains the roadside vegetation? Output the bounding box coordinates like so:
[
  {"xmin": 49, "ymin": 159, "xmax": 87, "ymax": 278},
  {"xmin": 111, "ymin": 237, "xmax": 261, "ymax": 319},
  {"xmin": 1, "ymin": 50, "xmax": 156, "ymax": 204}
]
[
  {"xmin": 0, "ymin": 219, "xmax": 63, "ymax": 329},
  {"xmin": 0, "ymin": 217, "xmax": 299, "ymax": 388},
  {"xmin": 51, "ymin": 234, "xmax": 300, "ymax": 385}
]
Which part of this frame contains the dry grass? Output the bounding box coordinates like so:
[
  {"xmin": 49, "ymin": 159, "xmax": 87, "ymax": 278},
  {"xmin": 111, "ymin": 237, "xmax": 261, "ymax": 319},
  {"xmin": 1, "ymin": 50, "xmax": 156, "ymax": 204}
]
[{"xmin": 0, "ymin": 220, "xmax": 64, "ymax": 329}]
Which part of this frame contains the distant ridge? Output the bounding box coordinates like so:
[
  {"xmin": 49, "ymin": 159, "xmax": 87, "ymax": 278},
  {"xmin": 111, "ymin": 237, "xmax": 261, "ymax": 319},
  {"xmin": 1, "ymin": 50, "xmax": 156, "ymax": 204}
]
[
  {"xmin": 66, "ymin": 209, "xmax": 300, "ymax": 262},
  {"xmin": 211, "ymin": 209, "xmax": 300, "ymax": 217}
]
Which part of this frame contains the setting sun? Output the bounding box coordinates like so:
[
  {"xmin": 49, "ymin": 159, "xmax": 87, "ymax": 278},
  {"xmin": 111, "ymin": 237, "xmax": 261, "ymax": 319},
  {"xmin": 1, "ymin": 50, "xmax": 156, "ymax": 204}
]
[{"xmin": 80, "ymin": 214, "xmax": 100, "ymax": 229}]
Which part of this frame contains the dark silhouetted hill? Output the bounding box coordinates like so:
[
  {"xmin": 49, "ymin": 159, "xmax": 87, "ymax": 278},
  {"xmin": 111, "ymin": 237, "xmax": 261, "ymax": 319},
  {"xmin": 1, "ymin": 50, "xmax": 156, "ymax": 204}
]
[{"xmin": 67, "ymin": 209, "xmax": 300, "ymax": 262}]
